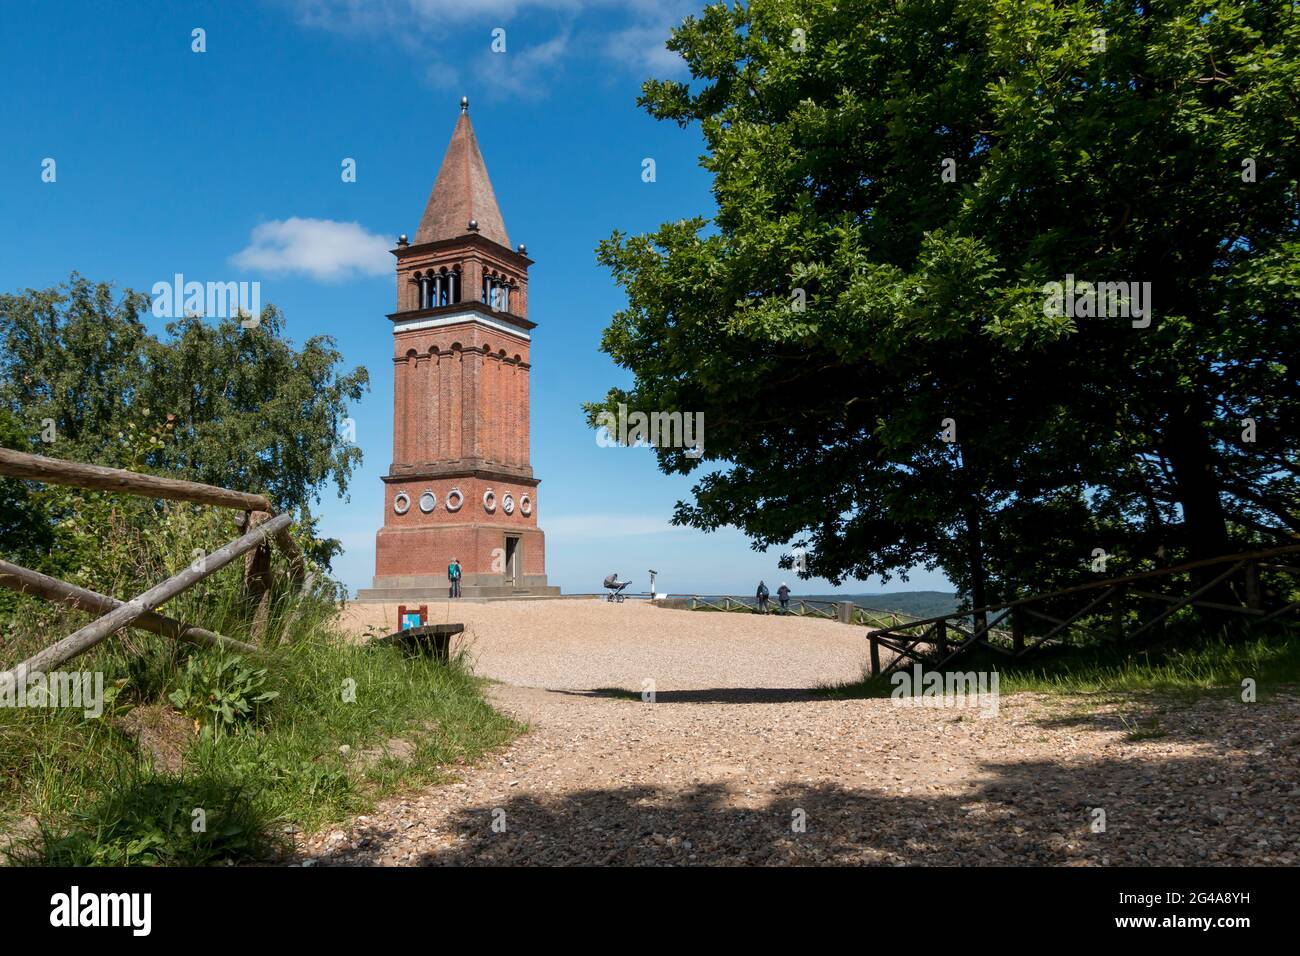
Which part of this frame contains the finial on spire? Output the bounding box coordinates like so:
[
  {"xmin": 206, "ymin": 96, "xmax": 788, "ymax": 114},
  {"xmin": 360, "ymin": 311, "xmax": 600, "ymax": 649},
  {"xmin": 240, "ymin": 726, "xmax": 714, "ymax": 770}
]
[{"xmin": 460, "ymin": 95, "xmax": 469, "ymax": 114}]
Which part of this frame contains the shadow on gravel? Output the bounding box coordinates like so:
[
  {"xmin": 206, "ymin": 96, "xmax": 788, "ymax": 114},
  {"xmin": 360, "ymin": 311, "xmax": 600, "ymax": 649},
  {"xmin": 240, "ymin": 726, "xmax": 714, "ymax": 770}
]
[
  {"xmin": 1027, "ymin": 695, "xmax": 1293, "ymax": 747},
  {"xmin": 310, "ymin": 745, "xmax": 1297, "ymax": 866},
  {"xmin": 555, "ymin": 687, "xmax": 823, "ymax": 704}
]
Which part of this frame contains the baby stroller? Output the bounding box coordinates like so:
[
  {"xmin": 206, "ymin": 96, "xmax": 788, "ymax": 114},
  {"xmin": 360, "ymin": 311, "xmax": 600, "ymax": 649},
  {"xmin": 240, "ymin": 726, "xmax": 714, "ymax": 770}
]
[{"xmin": 603, "ymin": 573, "xmax": 632, "ymax": 602}]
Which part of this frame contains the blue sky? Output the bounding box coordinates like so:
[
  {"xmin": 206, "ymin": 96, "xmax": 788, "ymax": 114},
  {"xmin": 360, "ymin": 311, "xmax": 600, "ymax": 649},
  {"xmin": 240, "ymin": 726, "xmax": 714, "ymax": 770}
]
[{"xmin": 0, "ymin": 0, "xmax": 952, "ymax": 597}]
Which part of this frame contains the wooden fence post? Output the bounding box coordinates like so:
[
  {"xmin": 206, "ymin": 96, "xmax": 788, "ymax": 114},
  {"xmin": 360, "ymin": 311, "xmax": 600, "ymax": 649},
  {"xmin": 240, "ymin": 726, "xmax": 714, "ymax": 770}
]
[
  {"xmin": 869, "ymin": 635, "xmax": 881, "ymax": 677},
  {"xmin": 1244, "ymin": 561, "xmax": 1261, "ymax": 611},
  {"xmin": 243, "ymin": 510, "xmax": 274, "ymax": 642},
  {"xmin": 935, "ymin": 620, "xmax": 948, "ymax": 661},
  {"xmin": 1112, "ymin": 587, "xmax": 1125, "ymax": 644},
  {"xmin": 1011, "ymin": 605, "xmax": 1025, "ymax": 655}
]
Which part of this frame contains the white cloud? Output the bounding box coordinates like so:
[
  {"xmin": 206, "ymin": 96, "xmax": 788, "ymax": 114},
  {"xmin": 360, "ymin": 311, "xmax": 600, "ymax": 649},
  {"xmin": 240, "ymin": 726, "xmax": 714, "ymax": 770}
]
[
  {"xmin": 454, "ymin": 30, "xmax": 571, "ymax": 99},
  {"xmin": 289, "ymin": 0, "xmax": 585, "ymax": 32},
  {"xmin": 279, "ymin": 0, "xmax": 691, "ymax": 92},
  {"xmin": 231, "ymin": 218, "xmax": 392, "ymax": 282},
  {"xmin": 602, "ymin": 23, "xmax": 685, "ymax": 74}
]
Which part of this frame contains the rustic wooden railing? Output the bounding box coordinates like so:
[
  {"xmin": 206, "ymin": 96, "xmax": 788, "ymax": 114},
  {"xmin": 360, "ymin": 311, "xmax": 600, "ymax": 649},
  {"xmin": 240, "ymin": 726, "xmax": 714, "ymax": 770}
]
[
  {"xmin": 0, "ymin": 447, "xmax": 308, "ymax": 679},
  {"xmin": 865, "ymin": 544, "xmax": 1300, "ymax": 677},
  {"xmin": 679, "ymin": 594, "xmax": 916, "ymax": 630}
]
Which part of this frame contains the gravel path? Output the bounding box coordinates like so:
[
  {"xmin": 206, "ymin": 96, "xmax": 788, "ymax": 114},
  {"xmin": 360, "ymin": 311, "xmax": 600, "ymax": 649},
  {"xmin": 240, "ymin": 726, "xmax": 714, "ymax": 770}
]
[
  {"xmin": 298, "ymin": 599, "xmax": 1300, "ymax": 866},
  {"xmin": 339, "ymin": 598, "xmax": 873, "ymax": 691}
]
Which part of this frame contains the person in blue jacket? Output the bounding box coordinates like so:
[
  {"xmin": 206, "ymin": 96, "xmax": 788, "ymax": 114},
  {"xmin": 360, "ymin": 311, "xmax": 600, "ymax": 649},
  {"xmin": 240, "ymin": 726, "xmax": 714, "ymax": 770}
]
[{"xmin": 448, "ymin": 557, "xmax": 462, "ymax": 598}]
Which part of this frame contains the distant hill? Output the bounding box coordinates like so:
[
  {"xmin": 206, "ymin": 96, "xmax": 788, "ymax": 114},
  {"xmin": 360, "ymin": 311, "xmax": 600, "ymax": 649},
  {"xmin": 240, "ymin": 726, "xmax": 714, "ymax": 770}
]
[
  {"xmin": 807, "ymin": 591, "xmax": 960, "ymax": 619},
  {"xmin": 687, "ymin": 590, "xmax": 961, "ymax": 619}
]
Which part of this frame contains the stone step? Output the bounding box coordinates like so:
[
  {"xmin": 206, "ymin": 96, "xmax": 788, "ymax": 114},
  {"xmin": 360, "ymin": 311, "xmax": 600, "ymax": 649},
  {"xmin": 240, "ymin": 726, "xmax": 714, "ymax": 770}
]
[{"xmin": 353, "ymin": 585, "xmax": 564, "ymax": 602}]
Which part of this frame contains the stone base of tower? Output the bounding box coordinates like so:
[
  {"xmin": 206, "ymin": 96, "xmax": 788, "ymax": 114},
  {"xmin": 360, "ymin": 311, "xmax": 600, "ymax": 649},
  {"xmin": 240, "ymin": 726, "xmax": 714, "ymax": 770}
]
[
  {"xmin": 356, "ymin": 524, "xmax": 559, "ymax": 600},
  {"xmin": 354, "ymin": 576, "xmax": 561, "ymax": 601}
]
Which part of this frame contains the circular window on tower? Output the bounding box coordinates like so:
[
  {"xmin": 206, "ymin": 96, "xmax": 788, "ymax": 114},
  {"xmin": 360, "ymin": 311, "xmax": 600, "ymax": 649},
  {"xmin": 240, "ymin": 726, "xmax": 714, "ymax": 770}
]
[
  {"xmin": 502, "ymin": 494, "xmax": 515, "ymax": 515},
  {"xmin": 419, "ymin": 491, "xmax": 437, "ymax": 513},
  {"xmin": 483, "ymin": 489, "xmax": 497, "ymax": 513},
  {"xmin": 446, "ymin": 488, "xmax": 464, "ymax": 512},
  {"xmin": 393, "ymin": 491, "xmax": 411, "ymax": 515},
  {"xmin": 520, "ymin": 495, "xmax": 532, "ymax": 516}
]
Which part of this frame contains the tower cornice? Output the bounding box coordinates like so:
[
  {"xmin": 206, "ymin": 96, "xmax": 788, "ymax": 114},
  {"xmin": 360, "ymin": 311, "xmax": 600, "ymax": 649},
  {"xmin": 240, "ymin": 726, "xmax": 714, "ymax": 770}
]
[
  {"xmin": 387, "ymin": 301, "xmax": 536, "ymax": 334},
  {"xmin": 382, "ymin": 465, "xmax": 539, "ymax": 485},
  {"xmin": 392, "ymin": 233, "xmax": 532, "ymax": 269}
]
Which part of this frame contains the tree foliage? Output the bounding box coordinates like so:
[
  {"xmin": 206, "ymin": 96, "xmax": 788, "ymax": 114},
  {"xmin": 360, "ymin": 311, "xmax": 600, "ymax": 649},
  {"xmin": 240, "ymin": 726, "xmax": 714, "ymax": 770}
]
[
  {"xmin": 0, "ymin": 274, "xmax": 368, "ymax": 572},
  {"xmin": 590, "ymin": 0, "xmax": 1299, "ymax": 603}
]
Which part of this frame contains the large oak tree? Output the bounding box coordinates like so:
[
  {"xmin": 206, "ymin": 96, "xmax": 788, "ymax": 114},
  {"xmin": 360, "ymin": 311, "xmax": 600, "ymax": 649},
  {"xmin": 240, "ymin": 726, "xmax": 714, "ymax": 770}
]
[{"xmin": 589, "ymin": 0, "xmax": 1299, "ymax": 604}]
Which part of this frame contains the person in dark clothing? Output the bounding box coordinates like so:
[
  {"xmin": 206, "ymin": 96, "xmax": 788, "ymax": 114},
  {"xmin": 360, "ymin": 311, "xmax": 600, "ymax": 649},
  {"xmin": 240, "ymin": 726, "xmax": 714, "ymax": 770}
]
[
  {"xmin": 448, "ymin": 557, "xmax": 462, "ymax": 598},
  {"xmin": 777, "ymin": 582, "xmax": 791, "ymax": 612},
  {"xmin": 756, "ymin": 580, "xmax": 770, "ymax": 613}
]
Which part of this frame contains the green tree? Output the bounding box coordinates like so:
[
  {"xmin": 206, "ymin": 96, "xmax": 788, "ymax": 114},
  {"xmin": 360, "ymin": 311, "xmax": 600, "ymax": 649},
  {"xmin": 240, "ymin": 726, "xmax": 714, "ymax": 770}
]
[
  {"xmin": 0, "ymin": 275, "xmax": 369, "ymax": 571},
  {"xmin": 589, "ymin": 0, "xmax": 1299, "ymax": 605}
]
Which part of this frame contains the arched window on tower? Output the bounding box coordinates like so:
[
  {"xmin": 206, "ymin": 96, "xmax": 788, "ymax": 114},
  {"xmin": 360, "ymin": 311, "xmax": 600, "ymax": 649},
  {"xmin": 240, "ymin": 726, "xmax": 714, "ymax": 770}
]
[
  {"xmin": 450, "ymin": 267, "xmax": 460, "ymax": 304},
  {"xmin": 481, "ymin": 272, "xmax": 509, "ymax": 312}
]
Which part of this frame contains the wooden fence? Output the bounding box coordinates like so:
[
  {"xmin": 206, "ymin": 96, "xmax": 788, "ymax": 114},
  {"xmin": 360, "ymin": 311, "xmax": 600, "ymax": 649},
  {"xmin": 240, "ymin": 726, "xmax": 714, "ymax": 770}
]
[
  {"xmin": 864, "ymin": 544, "xmax": 1300, "ymax": 677},
  {"xmin": 0, "ymin": 446, "xmax": 306, "ymax": 680},
  {"xmin": 681, "ymin": 594, "xmax": 914, "ymax": 630}
]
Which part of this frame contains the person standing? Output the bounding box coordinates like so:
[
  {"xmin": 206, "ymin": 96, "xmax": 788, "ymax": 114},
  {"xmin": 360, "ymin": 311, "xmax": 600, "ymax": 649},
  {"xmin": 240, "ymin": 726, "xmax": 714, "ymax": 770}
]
[
  {"xmin": 756, "ymin": 580, "xmax": 770, "ymax": 614},
  {"xmin": 777, "ymin": 582, "xmax": 791, "ymax": 612},
  {"xmin": 448, "ymin": 556, "xmax": 462, "ymax": 599}
]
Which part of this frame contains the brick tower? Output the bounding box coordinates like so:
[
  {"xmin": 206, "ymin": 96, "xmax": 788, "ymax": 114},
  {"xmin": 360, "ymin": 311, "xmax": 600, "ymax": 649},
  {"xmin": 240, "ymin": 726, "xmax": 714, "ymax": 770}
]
[{"xmin": 359, "ymin": 98, "xmax": 557, "ymax": 600}]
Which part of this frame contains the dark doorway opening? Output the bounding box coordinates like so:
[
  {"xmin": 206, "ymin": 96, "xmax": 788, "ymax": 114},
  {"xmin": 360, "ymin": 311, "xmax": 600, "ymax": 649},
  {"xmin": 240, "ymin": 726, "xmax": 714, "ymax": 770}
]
[{"xmin": 504, "ymin": 535, "xmax": 520, "ymax": 586}]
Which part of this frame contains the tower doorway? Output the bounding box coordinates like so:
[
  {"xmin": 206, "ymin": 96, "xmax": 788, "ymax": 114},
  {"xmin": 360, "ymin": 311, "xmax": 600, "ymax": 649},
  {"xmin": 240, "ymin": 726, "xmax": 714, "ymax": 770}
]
[{"xmin": 504, "ymin": 535, "xmax": 520, "ymax": 586}]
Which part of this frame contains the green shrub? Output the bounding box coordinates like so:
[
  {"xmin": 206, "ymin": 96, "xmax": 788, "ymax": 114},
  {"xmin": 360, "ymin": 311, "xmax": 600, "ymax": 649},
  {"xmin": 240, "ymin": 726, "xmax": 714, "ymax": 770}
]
[
  {"xmin": 12, "ymin": 773, "xmax": 285, "ymax": 866},
  {"xmin": 167, "ymin": 654, "xmax": 279, "ymax": 734}
]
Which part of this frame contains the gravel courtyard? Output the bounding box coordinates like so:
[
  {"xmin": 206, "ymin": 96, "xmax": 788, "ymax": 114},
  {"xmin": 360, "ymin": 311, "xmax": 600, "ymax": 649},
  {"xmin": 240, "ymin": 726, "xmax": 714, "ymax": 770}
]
[
  {"xmin": 338, "ymin": 597, "xmax": 872, "ymax": 691},
  {"xmin": 298, "ymin": 599, "xmax": 1300, "ymax": 866}
]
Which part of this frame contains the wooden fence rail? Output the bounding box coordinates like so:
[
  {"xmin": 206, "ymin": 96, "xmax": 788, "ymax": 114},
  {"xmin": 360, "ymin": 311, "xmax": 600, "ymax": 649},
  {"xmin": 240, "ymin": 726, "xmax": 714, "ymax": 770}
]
[
  {"xmin": 680, "ymin": 593, "xmax": 917, "ymax": 629},
  {"xmin": 1, "ymin": 515, "xmax": 288, "ymax": 680},
  {"xmin": 865, "ymin": 543, "xmax": 1300, "ymax": 677},
  {"xmin": 0, "ymin": 447, "xmax": 306, "ymax": 587},
  {"xmin": 0, "ymin": 559, "xmax": 257, "ymax": 657},
  {"xmin": 0, "ymin": 447, "xmax": 271, "ymax": 512},
  {"xmin": 0, "ymin": 446, "xmax": 306, "ymax": 673}
]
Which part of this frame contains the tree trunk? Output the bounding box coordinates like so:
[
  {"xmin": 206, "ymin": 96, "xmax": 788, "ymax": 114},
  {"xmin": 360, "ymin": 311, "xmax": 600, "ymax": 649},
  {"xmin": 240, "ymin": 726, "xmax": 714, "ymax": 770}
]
[
  {"xmin": 1161, "ymin": 406, "xmax": 1240, "ymax": 627},
  {"xmin": 1161, "ymin": 408, "xmax": 1231, "ymax": 562}
]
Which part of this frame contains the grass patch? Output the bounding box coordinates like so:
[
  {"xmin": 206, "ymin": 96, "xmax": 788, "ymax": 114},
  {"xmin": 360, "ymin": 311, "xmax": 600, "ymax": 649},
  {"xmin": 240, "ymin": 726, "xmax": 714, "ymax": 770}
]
[
  {"xmin": 1, "ymin": 582, "xmax": 519, "ymax": 865},
  {"xmin": 819, "ymin": 627, "xmax": 1300, "ymax": 701},
  {"xmin": 1117, "ymin": 712, "xmax": 1167, "ymax": 741}
]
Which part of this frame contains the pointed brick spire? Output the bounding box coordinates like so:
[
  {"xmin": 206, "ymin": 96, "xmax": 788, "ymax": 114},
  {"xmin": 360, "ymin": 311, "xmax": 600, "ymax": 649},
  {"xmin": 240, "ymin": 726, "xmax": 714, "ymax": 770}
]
[{"xmin": 414, "ymin": 98, "xmax": 510, "ymax": 249}]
